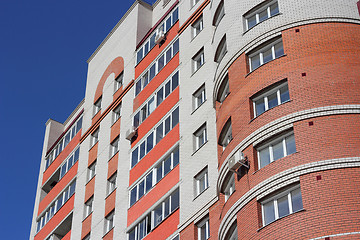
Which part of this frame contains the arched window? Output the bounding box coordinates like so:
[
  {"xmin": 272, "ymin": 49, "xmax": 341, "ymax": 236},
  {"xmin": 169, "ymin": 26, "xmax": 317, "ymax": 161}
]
[
  {"xmin": 218, "ymin": 118, "xmax": 232, "ymax": 149},
  {"xmin": 225, "ymin": 221, "xmax": 238, "ymax": 240},
  {"xmin": 214, "ymin": 35, "xmax": 227, "ymax": 63},
  {"xmin": 213, "ymin": 0, "xmax": 225, "ymax": 26},
  {"xmin": 217, "ymin": 74, "xmax": 229, "ymax": 103}
]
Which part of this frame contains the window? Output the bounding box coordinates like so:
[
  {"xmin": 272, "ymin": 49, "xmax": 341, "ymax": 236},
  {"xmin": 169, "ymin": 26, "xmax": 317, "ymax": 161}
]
[
  {"xmin": 44, "ymin": 116, "xmax": 83, "ymax": 171},
  {"xmin": 261, "ymin": 185, "xmax": 303, "ymax": 226},
  {"xmin": 191, "ymin": 0, "xmax": 200, "ymax": 7},
  {"xmin": 93, "ymin": 97, "xmax": 102, "ymax": 116},
  {"xmin": 217, "ymin": 75, "xmax": 229, "ymax": 103},
  {"xmin": 90, "ymin": 129, "xmax": 99, "ymax": 147},
  {"xmin": 87, "ymin": 161, "xmax": 96, "ymax": 181},
  {"xmin": 218, "ymin": 119, "xmax": 232, "ymax": 149},
  {"xmin": 223, "ymin": 174, "xmax": 235, "ymax": 202},
  {"xmin": 197, "ymin": 216, "xmax": 210, "ymax": 240},
  {"xmin": 134, "ymin": 71, "xmax": 179, "ymax": 128},
  {"xmin": 112, "ymin": 104, "xmax": 121, "ymax": 124},
  {"xmin": 128, "ymin": 189, "xmax": 179, "ymax": 240},
  {"xmin": 131, "ymin": 107, "xmax": 179, "ymax": 168},
  {"xmin": 192, "ymin": 15, "xmax": 203, "ymax": 39},
  {"xmin": 130, "ymin": 147, "xmax": 179, "ymax": 207},
  {"xmin": 135, "ymin": 39, "xmax": 179, "ymax": 96},
  {"xmin": 213, "ymin": 0, "xmax": 225, "ymax": 26},
  {"xmin": 110, "ymin": 137, "xmax": 119, "ymax": 158},
  {"xmin": 195, "ymin": 167, "xmax": 209, "ymax": 197},
  {"xmin": 257, "ymin": 131, "xmax": 296, "ymax": 169},
  {"xmin": 214, "ymin": 35, "xmax": 227, "ymax": 63},
  {"xmin": 84, "ymin": 197, "xmax": 93, "ymax": 219},
  {"xmin": 248, "ymin": 37, "xmax": 284, "ymax": 71},
  {"xmin": 107, "ymin": 173, "xmax": 117, "ymax": 195},
  {"xmin": 225, "ymin": 222, "xmax": 237, "ymax": 240},
  {"xmin": 136, "ymin": 7, "xmax": 179, "ymax": 65},
  {"xmin": 104, "ymin": 211, "xmax": 114, "ymax": 234},
  {"xmin": 252, "ymin": 81, "xmax": 290, "ymax": 117},
  {"xmin": 193, "ymin": 84, "xmax": 206, "ymax": 110},
  {"xmin": 114, "ymin": 72, "xmax": 123, "ymax": 92},
  {"xmin": 192, "ymin": 48, "xmax": 205, "ymax": 73},
  {"xmin": 36, "ymin": 181, "xmax": 76, "ymax": 233},
  {"xmin": 194, "ymin": 124, "xmax": 207, "ymax": 151},
  {"xmin": 59, "ymin": 148, "xmax": 79, "ymax": 179},
  {"xmin": 245, "ymin": 1, "xmax": 279, "ymax": 30}
]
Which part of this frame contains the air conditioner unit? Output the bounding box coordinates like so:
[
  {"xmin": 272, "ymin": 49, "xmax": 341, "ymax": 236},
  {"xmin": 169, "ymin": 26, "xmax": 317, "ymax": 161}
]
[
  {"xmin": 125, "ymin": 126, "xmax": 137, "ymax": 141},
  {"xmin": 228, "ymin": 150, "xmax": 248, "ymax": 171},
  {"xmin": 155, "ymin": 30, "xmax": 165, "ymax": 45}
]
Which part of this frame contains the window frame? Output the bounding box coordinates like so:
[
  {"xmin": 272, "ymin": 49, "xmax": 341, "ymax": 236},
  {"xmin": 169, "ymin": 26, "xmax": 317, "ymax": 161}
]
[
  {"xmin": 87, "ymin": 161, "xmax": 96, "ymax": 182},
  {"xmin": 223, "ymin": 174, "xmax": 235, "ymax": 202},
  {"xmin": 197, "ymin": 216, "xmax": 210, "ymax": 240},
  {"xmin": 90, "ymin": 128, "xmax": 99, "ymax": 148},
  {"xmin": 191, "ymin": 15, "xmax": 204, "ymax": 39},
  {"xmin": 193, "ymin": 84, "xmax": 206, "ymax": 111},
  {"xmin": 192, "ymin": 48, "xmax": 205, "ymax": 74},
  {"xmin": 110, "ymin": 137, "xmax": 120, "ymax": 158},
  {"xmin": 257, "ymin": 131, "xmax": 296, "ymax": 169},
  {"xmin": 107, "ymin": 173, "xmax": 117, "ymax": 196},
  {"xmin": 112, "ymin": 103, "xmax": 121, "ymax": 124},
  {"xmin": 195, "ymin": 167, "xmax": 209, "ymax": 197},
  {"xmin": 217, "ymin": 74, "xmax": 229, "ymax": 103},
  {"xmin": 261, "ymin": 185, "xmax": 303, "ymax": 226},
  {"xmin": 244, "ymin": 1, "xmax": 280, "ymax": 31},
  {"xmin": 252, "ymin": 81, "xmax": 290, "ymax": 117},
  {"xmin": 114, "ymin": 71, "xmax": 123, "ymax": 92},
  {"xmin": 214, "ymin": 35, "xmax": 227, "ymax": 63},
  {"xmin": 194, "ymin": 123, "xmax": 207, "ymax": 151},
  {"xmin": 213, "ymin": 0, "xmax": 225, "ymax": 27},
  {"xmin": 84, "ymin": 196, "xmax": 93, "ymax": 219},
  {"xmin": 218, "ymin": 119, "xmax": 232, "ymax": 150},
  {"xmin": 93, "ymin": 97, "xmax": 102, "ymax": 116},
  {"xmin": 104, "ymin": 211, "xmax": 115, "ymax": 234},
  {"xmin": 248, "ymin": 37, "xmax": 284, "ymax": 72}
]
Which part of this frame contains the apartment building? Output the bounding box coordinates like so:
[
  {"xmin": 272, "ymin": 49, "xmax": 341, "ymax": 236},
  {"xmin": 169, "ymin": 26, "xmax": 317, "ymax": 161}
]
[{"xmin": 30, "ymin": 0, "xmax": 360, "ymax": 239}]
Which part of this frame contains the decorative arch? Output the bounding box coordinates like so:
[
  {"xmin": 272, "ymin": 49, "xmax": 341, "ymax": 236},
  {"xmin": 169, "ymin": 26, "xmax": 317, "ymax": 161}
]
[{"xmin": 94, "ymin": 57, "xmax": 124, "ymax": 103}]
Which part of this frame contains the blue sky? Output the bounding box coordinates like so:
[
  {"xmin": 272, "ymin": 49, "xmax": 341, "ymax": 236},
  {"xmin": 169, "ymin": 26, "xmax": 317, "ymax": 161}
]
[{"xmin": 0, "ymin": 0, "xmax": 155, "ymax": 238}]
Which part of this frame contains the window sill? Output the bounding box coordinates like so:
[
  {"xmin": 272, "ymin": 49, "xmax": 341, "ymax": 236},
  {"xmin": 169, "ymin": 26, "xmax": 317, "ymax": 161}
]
[
  {"xmin": 106, "ymin": 187, "xmax": 117, "ymax": 199},
  {"xmin": 250, "ymin": 99, "xmax": 292, "ymax": 123},
  {"xmin": 245, "ymin": 54, "xmax": 287, "ymax": 78},
  {"xmin": 191, "ymin": 99, "xmax": 207, "ymax": 115},
  {"xmin": 193, "ymin": 186, "xmax": 209, "ymax": 201},
  {"xmin": 191, "ymin": 63, "xmax": 205, "ymax": 77},
  {"xmin": 103, "ymin": 226, "xmax": 114, "ymax": 238},
  {"xmin": 252, "ymin": 151, "xmax": 299, "ymax": 175},
  {"xmin": 192, "ymin": 140, "xmax": 208, "ymax": 156},
  {"xmin": 86, "ymin": 175, "xmax": 96, "ymax": 185},
  {"xmin": 243, "ymin": 13, "xmax": 282, "ymax": 35},
  {"xmin": 257, "ymin": 208, "xmax": 305, "ymax": 232},
  {"xmin": 109, "ymin": 151, "xmax": 119, "ymax": 162},
  {"xmin": 111, "ymin": 117, "xmax": 121, "ymax": 127},
  {"xmin": 89, "ymin": 141, "xmax": 98, "ymax": 152},
  {"xmin": 82, "ymin": 212, "xmax": 93, "ymax": 222}
]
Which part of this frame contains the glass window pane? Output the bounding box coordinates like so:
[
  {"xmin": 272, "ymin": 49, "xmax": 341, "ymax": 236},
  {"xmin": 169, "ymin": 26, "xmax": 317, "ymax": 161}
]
[
  {"xmin": 67, "ymin": 156, "xmax": 74, "ymax": 169},
  {"xmin": 156, "ymin": 123, "xmax": 164, "ymax": 144},
  {"xmin": 135, "ymin": 80, "xmax": 142, "ymax": 96},
  {"xmin": 76, "ymin": 117, "xmax": 82, "ymax": 133},
  {"xmin": 255, "ymin": 98, "xmax": 266, "ymax": 116},
  {"xmin": 172, "ymin": 72, "xmax": 179, "ymax": 90},
  {"xmin": 164, "ymin": 156, "xmax": 171, "ymax": 176},
  {"xmin": 250, "ymin": 54, "xmax": 261, "ymax": 70},
  {"xmin": 74, "ymin": 148, "xmax": 80, "ymax": 162},
  {"xmin": 164, "ymin": 198, "xmax": 170, "ymax": 217},
  {"xmin": 150, "ymin": 34, "xmax": 156, "ymax": 49},
  {"xmin": 165, "ymin": 116, "xmax": 171, "ymax": 135},
  {"xmin": 172, "ymin": 107, "xmax": 179, "ymax": 128},
  {"xmin": 158, "ymin": 55, "xmax": 164, "ymax": 72},
  {"xmin": 259, "ymin": 9, "xmax": 268, "ymax": 22},
  {"xmin": 137, "ymin": 50, "xmax": 143, "ymax": 64},
  {"xmin": 140, "ymin": 142, "xmax": 146, "ymax": 159},
  {"xmin": 259, "ymin": 147, "xmax": 271, "ymax": 168},
  {"xmin": 129, "ymin": 229, "xmax": 136, "ymax": 240},
  {"xmin": 272, "ymin": 140, "xmax": 284, "ymax": 161},
  {"xmin": 156, "ymin": 164, "xmax": 163, "ymax": 183},
  {"xmin": 280, "ymin": 85, "xmax": 290, "ymax": 103},
  {"xmin": 172, "ymin": 8, "xmax": 178, "ymax": 24},
  {"xmin": 286, "ymin": 134, "xmax": 296, "ymax": 155},
  {"xmin": 148, "ymin": 97, "xmax": 155, "ymax": 115},
  {"xmin": 144, "ymin": 42, "xmax": 149, "ymax": 55},
  {"xmin": 146, "ymin": 133, "xmax": 154, "ymax": 154},
  {"xmin": 268, "ymin": 92, "xmax": 278, "ymax": 109},
  {"xmin": 173, "ymin": 149, "xmax": 179, "ymax": 167},
  {"xmin": 134, "ymin": 112, "xmax": 140, "ymax": 128},
  {"xmin": 171, "ymin": 190, "xmax": 179, "ymax": 212},
  {"xmin": 165, "ymin": 81, "xmax": 171, "ymax": 98},
  {"xmin": 277, "ymin": 195, "xmax": 290, "ymax": 218},
  {"xmin": 263, "ymin": 48, "xmax": 273, "ymax": 63},
  {"xmin": 130, "ymin": 187, "xmax": 137, "ymax": 206},
  {"xmin": 263, "ymin": 201, "xmax": 275, "ymax": 225},
  {"xmin": 146, "ymin": 172, "xmax": 153, "ymax": 192},
  {"xmin": 291, "ymin": 188, "xmax": 303, "ymax": 212},
  {"xmin": 150, "ymin": 64, "xmax": 156, "ymax": 81},
  {"xmin": 157, "ymin": 87, "xmax": 164, "ymax": 107},
  {"xmin": 247, "ymin": 15, "xmax": 257, "ymax": 29},
  {"xmin": 166, "ymin": 48, "xmax": 172, "ymax": 64},
  {"xmin": 131, "ymin": 148, "xmax": 138, "ymax": 168},
  {"xmin": 173, "ymin": 39, "xmax": 179, "ymax": 55},
  {"xmin": 139, "ymin": 220, "xmax": 146, "ymax": 239},
  {"xmin": 154, "ymin": 205, "xmax": 163, "ymax": 226},
  {"xmin": 270, "ymin": 2, "xmax": 279, "ymax": 16},
  {"xmin": 274, "ymin": 42, "xmax": 284, "ymax": 58},
  {"xmin": 138, "ymin": 180, "xmax": 145, "ymax": 199},
  {"xmin": 166, "ymin": 16, "xmax": 172, "ymax": 32},
  {"xmin": 60, "ymin": 164, "xmax": 67, "ymax": 179}
]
